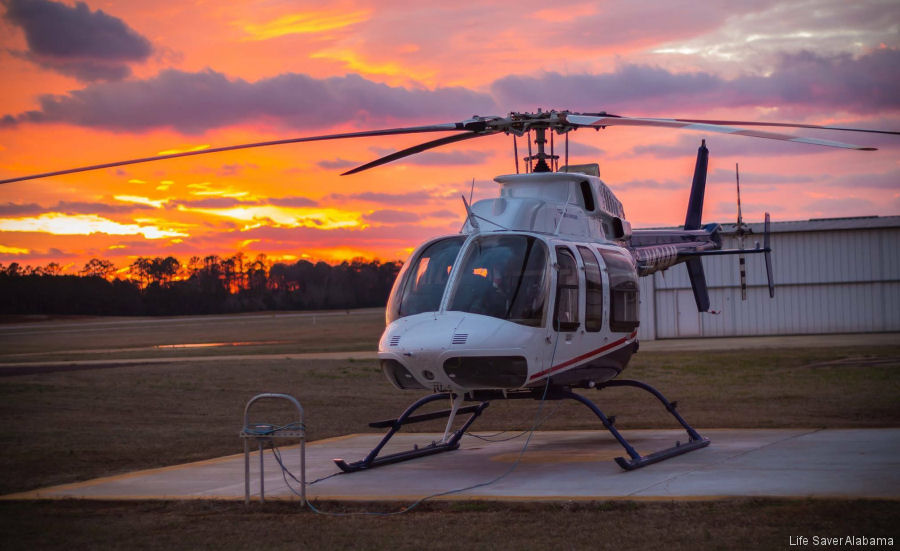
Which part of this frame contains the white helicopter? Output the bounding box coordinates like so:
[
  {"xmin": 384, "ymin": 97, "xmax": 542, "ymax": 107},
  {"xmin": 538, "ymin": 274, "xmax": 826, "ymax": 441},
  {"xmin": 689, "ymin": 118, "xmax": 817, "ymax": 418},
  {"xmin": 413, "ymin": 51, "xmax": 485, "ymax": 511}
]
[{"xmin": 2, "ymin": 110, "xmax": 896, "ymax": 471}]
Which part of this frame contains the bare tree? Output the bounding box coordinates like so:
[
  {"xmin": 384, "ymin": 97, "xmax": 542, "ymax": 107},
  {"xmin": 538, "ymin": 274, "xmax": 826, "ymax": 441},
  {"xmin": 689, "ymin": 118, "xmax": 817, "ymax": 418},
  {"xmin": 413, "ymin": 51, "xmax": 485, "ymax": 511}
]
[{"xmin": 81, "ymin": 258, "xmax": 117, "ymax": 279}]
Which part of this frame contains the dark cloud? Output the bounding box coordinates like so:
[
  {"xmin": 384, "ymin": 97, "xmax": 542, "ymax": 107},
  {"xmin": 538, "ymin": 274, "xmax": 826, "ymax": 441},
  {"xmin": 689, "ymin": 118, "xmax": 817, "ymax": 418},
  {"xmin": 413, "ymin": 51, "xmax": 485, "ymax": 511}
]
[
  {"xmin": 804, "ymin": 197, "xmax": 877, "ymax": 216},
  {"xmin": 368, "ymin": 146, "xmax": 491, "ymax": 167},
  {"xmin": 428, "ymin": 209, "xmax": 459, "ymax": 219},
  {"xmin": 611, "ymin": 179, "xmax": 686, "ymax": 190},
  {"xmin": 317, "ymin": 158, "xmax": 358, "ymax": 170},
  {"xmin": 58, "ymin": 200, "xmax": 153, "ymax": 214},
  {"xmin": 832, "ymin": 169, "xmax": 900, "ymax": 190},
  {"xmin": 238, "ymin": 221, "xmax": 450, "ymax": 251},
  {"xmin": 708, "ymin": 168, "xmax": 817, "ymax": 185},
  {"xmin": 363, "ymin": 209, "xmax": 421, "ymax": 224},
  {"xmin": 9, "ymin": 69, "xmax": 498, "ymax": 133},
  {"xmin": 7, "ymin": 45, "xmax": 896, "ymax": 148},
  {"xmin": 711, "ymin": 201, "xmax": 786, "ymax": 217},
  {"xmin": 541, "ymin": 1, "xmax": 743, "ymax": 50},
  {"xmin": 0, "ymin": 200, "xmax": 151, "ymax": 215},
  {"xmin": 492, "ymin": 49, "xmax": 900, "ymax": 115},
  {"xmin": 215, "ymin": 163, "xmax": 256, "ymax": 177},
  {"xmin": 2, "ymin": 0, "xmax": 152, "ymax": 82},
  {"xmin": 564, "ymin": 141, "xmax": 605, "ymax": 156},
  {"xmin": 329, "ymin": 190, "xmax": 435, "ymax": 205},
  {"xmin": 409, "ymin": 149, "xmax": 491, "ymax": 166},
  {"xmin": 0, "ymin": 202, "xmax": 43, "ymax": 216},
  {"xmin": 267, "ymin": 196, "xmax": 318, "ymax": 208},
  {"xmin": 172, "ymin": 197, "xmax": 252, "ymax": 209}
]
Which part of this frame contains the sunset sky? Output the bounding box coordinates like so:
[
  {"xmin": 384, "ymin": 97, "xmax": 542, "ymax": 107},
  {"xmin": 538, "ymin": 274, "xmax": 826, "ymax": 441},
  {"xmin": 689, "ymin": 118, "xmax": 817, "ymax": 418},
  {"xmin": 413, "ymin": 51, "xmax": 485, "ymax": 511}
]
[{"xmin": 1, "ymin": 0, "xmax": 898, "ymax": 272}]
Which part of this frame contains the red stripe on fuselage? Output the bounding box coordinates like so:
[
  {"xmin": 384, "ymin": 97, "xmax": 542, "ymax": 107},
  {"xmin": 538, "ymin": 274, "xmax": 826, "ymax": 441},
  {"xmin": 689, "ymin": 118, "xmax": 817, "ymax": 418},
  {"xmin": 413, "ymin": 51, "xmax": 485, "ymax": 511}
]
[{"xmin": 528, "ymin": 331, "xmax": 638, "ymax": 381}]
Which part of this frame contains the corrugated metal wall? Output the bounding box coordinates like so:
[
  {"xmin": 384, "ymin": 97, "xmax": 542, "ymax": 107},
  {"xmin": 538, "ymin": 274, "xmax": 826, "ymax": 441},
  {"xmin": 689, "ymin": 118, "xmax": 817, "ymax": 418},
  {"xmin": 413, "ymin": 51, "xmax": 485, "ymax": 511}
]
[{"xmin": 637, "ymin": 221, "xmax": 900, "ymax": 340}]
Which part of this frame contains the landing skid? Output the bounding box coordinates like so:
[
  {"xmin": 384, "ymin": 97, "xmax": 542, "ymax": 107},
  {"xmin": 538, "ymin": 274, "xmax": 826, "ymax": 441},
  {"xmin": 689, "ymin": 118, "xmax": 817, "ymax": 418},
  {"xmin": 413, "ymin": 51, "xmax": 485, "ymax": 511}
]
[
  {"xmin": 565, "ymin": 380, "xmax": 710, "ymax": 470},
  {"xmin": 333, "ymin": 379, "xmax": 708, "ymax": 473},
  {"xmin": 333, "ymin": 393, "xmax": 489, "ymax": 472}
]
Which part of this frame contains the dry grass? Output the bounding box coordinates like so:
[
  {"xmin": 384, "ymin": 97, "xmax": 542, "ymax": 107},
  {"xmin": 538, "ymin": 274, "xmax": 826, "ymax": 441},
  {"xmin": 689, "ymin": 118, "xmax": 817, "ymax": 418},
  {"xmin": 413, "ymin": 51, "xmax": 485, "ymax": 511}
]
[
  {"xmin": 0, "ymin": 314, "xmax": 898, "ymax": 550},
  {"xmin": 0, "ymin": 347, "xmax": 897, "ymax": 495},
  {"xmin": 0, "ymin": 499, "xmax": 897, "ymax": 551},
  {"xmin": 0, "ymin": 309, "xmax": 386, "ymax": 359}
]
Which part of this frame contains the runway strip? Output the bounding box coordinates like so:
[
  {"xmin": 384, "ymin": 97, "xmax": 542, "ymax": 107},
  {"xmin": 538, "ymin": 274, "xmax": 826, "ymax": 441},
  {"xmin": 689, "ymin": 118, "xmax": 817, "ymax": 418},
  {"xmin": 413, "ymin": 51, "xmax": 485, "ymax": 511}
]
[
  {"xmin": 0, "ymin": 351, "xmax": 380, "ymax": 376},
  {"xmin": 2, "ymin": 333, "xmax": 895, "ymax": 376}
]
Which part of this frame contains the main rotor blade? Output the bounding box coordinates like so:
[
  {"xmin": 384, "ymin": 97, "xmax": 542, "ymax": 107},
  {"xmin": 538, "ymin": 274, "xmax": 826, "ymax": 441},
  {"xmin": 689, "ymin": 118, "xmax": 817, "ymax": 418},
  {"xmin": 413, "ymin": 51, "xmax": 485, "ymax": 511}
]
[
  {"xmin": 341, "ymin": 131, "xmax": 497, "ymax": 175},
  {"xmin": 0, "ymin": 122, "xmax": 474, "ymax": 185},
  {"xmin": 566, "ymin": 115, "xmax": 878, "ymax": 150},
  {"xmin": 668, "ymin": 118, "xmax": 900, "ymax": 136}
]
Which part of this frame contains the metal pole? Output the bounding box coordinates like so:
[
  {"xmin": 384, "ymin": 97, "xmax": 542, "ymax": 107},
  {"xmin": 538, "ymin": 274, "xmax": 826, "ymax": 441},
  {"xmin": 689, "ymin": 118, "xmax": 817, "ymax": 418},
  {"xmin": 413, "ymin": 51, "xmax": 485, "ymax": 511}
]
[
  {"xmin": 259, "ymin": 440, "xmax": 265, "ymax": 503},
  {"xmin": 513, "ymin": 135, "xmax": 519, "ymax": 174},
  {"xmin": 243, "ymin": 439, "xmax": 250, "ymax": 505},
  {"xmin": 300, "ymin": 439, "xmax": 306, "ymax": 505}
]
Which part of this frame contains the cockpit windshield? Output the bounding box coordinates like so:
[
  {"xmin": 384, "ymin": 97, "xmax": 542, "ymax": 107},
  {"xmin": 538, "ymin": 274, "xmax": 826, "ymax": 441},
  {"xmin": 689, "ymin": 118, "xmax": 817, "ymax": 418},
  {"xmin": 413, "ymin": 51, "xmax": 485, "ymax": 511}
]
[
  {"xmin": 448, "ymin": 235, "xmax": 548, "ymax": 327},
  {"xmin": 388, "ymin": 236, "xmax": 465, "ymax": 322}
]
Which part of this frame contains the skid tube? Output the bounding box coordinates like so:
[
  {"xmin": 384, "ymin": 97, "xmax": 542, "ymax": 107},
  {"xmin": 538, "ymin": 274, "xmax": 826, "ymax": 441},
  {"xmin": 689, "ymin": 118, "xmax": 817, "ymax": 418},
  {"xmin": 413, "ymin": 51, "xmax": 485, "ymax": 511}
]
[
  {"xmin": 335, "ymin": 379, "xmax": 708, "ymax": 473},
  {"xmin": 588, "ymin": 379, "xmax": 709, "ymax": 470},
  {"xmin": 333, "ymin": 392, "xmax": 489, "ymax": 472},
  {"xmin": 470, "ymin": 379, "xmax": 710, "ymax": 471}
]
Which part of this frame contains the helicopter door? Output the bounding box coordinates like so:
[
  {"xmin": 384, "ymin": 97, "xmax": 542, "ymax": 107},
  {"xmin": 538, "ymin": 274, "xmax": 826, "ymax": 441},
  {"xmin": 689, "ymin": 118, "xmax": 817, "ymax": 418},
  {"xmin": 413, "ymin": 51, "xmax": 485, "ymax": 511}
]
[
  {"xmin": 545, "ymin": 245, "xmax": 586, "ymax": 373},
  {"xmin": 553, "ymin": 246, "xmax": 581, "ymax": 332}
]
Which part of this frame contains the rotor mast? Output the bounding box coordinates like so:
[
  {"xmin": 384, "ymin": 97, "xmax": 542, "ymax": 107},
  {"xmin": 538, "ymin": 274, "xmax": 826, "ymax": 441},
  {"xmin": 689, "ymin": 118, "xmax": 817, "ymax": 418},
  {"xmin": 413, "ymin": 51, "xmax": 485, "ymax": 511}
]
[{"xmin": 518, "ymin": 109, "xmax": 563, "ymax": 173}]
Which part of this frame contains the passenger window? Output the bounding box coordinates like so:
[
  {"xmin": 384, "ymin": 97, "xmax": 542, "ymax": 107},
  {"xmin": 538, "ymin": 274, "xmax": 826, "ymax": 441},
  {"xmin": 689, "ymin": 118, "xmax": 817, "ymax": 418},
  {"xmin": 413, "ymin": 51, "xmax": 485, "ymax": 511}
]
[
  {"xmin": 598, "ymin": 248, "xmax": 639, "ymax": 332},
  {"xmin": 577, "ymin": 246, "xmax": 603, "ymax": 332},
  {"xmin": 554, "ymin": 247, "xmax": 580, "ymax": 332}
]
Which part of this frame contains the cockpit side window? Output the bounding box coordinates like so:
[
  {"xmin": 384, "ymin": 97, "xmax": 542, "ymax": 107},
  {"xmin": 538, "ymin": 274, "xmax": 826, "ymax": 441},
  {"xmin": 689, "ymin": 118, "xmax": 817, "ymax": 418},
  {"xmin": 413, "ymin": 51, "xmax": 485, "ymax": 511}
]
[
  {"xmin": 390, "ymin": 236, "xmax": 465, "ymax": 322},
  {"xmin": 447, "ymin": 235, "xmax": 548, "ymax": 327}
]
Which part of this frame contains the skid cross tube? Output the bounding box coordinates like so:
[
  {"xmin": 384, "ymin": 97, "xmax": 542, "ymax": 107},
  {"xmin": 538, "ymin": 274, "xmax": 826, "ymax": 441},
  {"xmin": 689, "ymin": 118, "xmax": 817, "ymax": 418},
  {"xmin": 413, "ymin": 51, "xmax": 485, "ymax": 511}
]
[{"xmin": 333, "ymin": 392, "xmax": 489, "ymax": 472}]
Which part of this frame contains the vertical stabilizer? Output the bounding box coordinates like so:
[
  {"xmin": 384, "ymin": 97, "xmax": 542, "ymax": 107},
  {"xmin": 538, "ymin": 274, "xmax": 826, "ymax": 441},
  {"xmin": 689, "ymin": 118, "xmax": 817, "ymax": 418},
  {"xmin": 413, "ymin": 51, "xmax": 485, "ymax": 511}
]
[
  {"xmin": 686, "ymin": 257, "xmax": 710, "ymax": 312},
  {"xmin": 686, "ymin": 140, "xmax": 710, "ymax": 311},
  {"xmin": 684, "ymin": 139, "xmax": 709, "ymax": 230}
]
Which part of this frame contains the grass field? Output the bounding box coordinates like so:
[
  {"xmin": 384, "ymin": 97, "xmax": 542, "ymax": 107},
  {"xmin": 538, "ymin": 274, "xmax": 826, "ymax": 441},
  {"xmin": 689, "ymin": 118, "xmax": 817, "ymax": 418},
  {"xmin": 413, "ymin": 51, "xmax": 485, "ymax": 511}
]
[{"xmin": 0, "ymin": 311, "xmax": 898, "ymax": 549}]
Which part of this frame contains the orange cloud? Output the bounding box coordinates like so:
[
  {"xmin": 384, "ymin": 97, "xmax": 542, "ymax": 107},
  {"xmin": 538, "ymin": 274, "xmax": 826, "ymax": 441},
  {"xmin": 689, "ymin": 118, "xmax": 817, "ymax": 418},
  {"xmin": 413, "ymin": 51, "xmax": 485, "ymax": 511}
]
[
  {"xmin": 0, "ymin": 244, "xmax": 30, "ymax": 254},
  {"xmin": 0, "ymin": 213, "xmax": 187, "ymax": 239},
  {"xmin": 240, "ymin": 9, "xmax": 370, "ymax": 41}
]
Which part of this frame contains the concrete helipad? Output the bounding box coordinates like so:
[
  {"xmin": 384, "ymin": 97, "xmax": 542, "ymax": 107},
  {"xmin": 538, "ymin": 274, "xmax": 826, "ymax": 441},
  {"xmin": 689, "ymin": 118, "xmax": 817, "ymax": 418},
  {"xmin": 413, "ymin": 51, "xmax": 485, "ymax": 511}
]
[{"xmin": 5, "ymin": 428, "xmax": 899, "ymax": 502}]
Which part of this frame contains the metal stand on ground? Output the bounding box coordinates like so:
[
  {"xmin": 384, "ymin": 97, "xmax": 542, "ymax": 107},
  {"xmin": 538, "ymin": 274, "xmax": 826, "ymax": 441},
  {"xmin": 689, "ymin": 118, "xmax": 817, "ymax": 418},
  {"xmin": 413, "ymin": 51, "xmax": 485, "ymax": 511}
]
[{"xmin": 240, "ymin": 393, "xmax": 306, "ymax": 505}]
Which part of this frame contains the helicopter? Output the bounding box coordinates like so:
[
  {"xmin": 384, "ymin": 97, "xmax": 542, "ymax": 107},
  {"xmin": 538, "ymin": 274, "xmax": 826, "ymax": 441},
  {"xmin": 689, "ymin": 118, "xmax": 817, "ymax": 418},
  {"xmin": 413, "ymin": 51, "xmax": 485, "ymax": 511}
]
[{"xmin": 2, "ymin": 109, "xmax": 897, "ymax": 472}]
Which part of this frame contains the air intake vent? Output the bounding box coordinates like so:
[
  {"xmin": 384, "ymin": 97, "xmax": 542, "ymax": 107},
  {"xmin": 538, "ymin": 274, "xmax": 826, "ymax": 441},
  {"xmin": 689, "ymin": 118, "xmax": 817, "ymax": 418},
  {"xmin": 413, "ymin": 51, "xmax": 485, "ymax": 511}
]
[
  {"xmin": 451, "ymin": 333, "xmax": 468, "ymax": 345},
  {"xmin": 388, "ymin": 335, "xmax": 401, "ymax": 346}
]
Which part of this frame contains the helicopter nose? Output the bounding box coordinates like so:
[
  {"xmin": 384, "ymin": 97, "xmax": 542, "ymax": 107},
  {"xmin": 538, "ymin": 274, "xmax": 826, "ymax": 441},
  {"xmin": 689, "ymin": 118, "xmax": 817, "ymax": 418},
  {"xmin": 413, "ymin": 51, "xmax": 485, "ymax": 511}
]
[{"xmin": 379, "ymin": 312, "xmax": 539, "ymax": 391}]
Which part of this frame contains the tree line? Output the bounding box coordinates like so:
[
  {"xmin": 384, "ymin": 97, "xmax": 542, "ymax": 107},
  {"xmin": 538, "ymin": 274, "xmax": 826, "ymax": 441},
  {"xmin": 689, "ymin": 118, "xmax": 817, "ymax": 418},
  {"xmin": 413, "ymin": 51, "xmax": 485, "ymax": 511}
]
[{"xmin": 0, "ymin": 253, "xmax": 402, "ymax": 316}]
